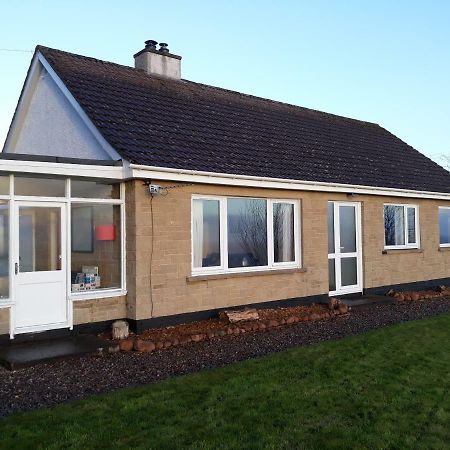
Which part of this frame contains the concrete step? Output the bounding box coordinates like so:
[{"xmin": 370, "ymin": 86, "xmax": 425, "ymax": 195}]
[
  {"xmin": 0, "ymin": 335, "xmax": 116, "ymax": 371},
  {"xmin": 341, "ymin": 295, "xmax": 396, "ymax": 308}
]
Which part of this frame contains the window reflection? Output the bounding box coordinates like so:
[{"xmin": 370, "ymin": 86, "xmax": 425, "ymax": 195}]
[{"xmin": 227, "ymin": 198, "xmax": 267, "ymax": 268}]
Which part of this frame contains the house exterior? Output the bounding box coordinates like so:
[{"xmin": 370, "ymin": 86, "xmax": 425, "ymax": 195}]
[{"xmin": 0, "ymin": 41, "xmax": 449, "ymax": 340}]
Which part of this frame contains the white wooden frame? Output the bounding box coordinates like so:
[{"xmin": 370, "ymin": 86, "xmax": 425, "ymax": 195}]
[
  {"xmin": 0, "ymin": 174, "xmax": 126, "ymax": 338},
  {"xmin": 383, "ymin": 203, "xmax": 420, "ymax": 250},
  {"xmin": 328, "ymin": 201, "xmax": 363, "ymax": 296},
  {"xmin": 438, "ymin": 206, "xmax": 450, "ymax": 248},
  {"xmin": 191, "ymin": 195, "xmax": 301, "ymax": 276}
]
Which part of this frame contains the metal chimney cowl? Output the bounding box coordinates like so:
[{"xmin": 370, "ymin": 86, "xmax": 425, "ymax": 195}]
[{"xmin": 134, "ymin": 40, "xmax": 182, "ymax": 80}]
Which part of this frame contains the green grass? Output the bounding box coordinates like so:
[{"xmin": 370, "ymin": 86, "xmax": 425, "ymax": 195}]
[{"xmin": 1, "ymin": 315, "xmax": 450, "ymax": 450}]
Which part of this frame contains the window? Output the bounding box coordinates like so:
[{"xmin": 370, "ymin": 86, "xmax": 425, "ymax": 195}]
[
  {"xmin": 192, "ymin": 196, "xmax": 299, "ymax": 274},
  {"xmin": 15, "ymin": 176, "xmax": 66, "ymax": 197},
  {"xmin": 439, "ymin": 207, "xmax": 450, "ymax": 247},
  {"xmin": 70, "ymin": 179, "xmax": 124, "ymax": 295},
  {"xmin": 384, "ymin": 204, "xmax": 419, "ymax": 249}
]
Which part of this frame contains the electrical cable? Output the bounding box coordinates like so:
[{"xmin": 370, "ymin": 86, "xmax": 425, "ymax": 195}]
[{"xmin": 149, "ymin": 194, "xmax": 154, "ymax": 317}]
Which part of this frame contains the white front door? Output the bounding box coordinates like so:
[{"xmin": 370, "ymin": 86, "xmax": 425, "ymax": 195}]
[
  {"xmin": 328, "ymin": 201, "xmax": 363, "ymax": 296},
  {"xmin": 14, "ymin": 201, "xmax": 68, "ymax": 334}
]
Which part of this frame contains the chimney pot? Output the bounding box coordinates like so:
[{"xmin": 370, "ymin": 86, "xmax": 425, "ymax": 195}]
[
  {"xmin": 159, "ymin": 43, "xmax": 169, "ymax": 53},
  {"xmin": 145, "ymin": 40, "xmax": 158, "ymax": 49}
]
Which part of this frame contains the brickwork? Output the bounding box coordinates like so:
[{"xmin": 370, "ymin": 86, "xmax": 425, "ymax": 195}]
[
  {"xmin": 127, "ymin": 179, "xmax": 450, "ymax": 320},
  {"xmin": 0, "ymin": 308, "xmax": 9, "ymax": 335},
  {"xmin": 72, "ymin": 296, "xmax": 127, "ymax": 325}
]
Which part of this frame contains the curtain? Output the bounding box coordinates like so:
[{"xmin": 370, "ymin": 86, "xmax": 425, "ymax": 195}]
[{"xmin": 274, "ymin": 203, "xmax": 294, "ymax": 262}]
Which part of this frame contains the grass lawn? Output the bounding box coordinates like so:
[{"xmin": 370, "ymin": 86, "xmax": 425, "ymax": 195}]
[{"xmin": 1, "ymin": 314, "xmax": 449, "ymax": 450}]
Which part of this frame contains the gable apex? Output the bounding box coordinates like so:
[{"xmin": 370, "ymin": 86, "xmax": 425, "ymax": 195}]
[{"xmin": 2, "ymin": 50, "xmax": 122, "ymax": 162}]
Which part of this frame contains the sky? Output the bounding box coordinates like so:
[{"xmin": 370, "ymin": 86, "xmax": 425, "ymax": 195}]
[{"xmin": 0, "ymin": 0, "xmax": 449, "ymax": 166}]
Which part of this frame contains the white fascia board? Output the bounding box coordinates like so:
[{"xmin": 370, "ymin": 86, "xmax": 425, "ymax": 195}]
[
  {"xmin": 36, "ymin": 52, "xmax": 122, "ymax": 161},
  {"xmin": 128, "ymin": 163, "xmax": 450, "ymax": 201},
  {"xmin": 0, "ymin": 159, "xmax": 124, "ymax": 179}
]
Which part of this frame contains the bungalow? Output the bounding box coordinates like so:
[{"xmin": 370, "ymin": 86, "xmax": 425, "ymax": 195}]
[{"xmin": 0, "ymin": 40, "xmax": 449, "ymax": 340}]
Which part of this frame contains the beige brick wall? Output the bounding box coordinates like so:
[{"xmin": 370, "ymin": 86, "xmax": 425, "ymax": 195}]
[
  {"xmin": 73, "ymin": 296, "xmax": 127, "ymax": 326},
  {"xmin": 127, "ymin": 179, "xmax": 450, "ymax": 320},
  {"xmin": 0, "ymin": 308, "xmax": 9, "ymax": 335}
]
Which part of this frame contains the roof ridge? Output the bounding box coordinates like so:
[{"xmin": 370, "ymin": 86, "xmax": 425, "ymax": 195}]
[{"xmin": 37, "ymin": 44, "xmax": 380, "ymax": 129}]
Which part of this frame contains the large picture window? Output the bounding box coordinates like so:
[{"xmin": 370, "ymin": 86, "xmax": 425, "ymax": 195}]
[
  {"xmin": 192, "ymin": 196, "xmax": 299, "ymax": 274},
  {"xmin": 439, "ymin": 207, "xmax": 450, "ymax": 247},
  {"xmin": 384, "ymin": 204, "xmax": 419, "ymax": 249}
]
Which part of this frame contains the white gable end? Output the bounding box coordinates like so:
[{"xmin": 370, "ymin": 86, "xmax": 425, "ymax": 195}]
[{"xmin": 4, "ymin": 58, "xmax": 118, "ymax": 161}]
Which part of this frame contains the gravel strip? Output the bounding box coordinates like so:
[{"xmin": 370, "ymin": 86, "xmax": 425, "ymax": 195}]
[{"xmin": 1, "ymin": 298, "xmax": 450, "ymax": 418}]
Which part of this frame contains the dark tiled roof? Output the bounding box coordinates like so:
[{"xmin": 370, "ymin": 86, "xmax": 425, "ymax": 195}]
[{"xmin": 38, "ymin": 46, "xmax": 450, "ymax": 193}]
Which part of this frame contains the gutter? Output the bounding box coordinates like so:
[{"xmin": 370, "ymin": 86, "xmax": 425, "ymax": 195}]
[{"xmin": 127, "ymin": 163, "xmax": 450, "ymax": 201}]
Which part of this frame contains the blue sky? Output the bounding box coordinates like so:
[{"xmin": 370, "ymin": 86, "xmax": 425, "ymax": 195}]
[{"xmin": 0, "ymin": 1, "xmax": 449, "ymax": 165}]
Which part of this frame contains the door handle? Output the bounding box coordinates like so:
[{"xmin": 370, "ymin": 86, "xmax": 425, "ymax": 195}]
[{"xmin": 15, "ymin": 262, "xmax": 19, "ymax": 275}]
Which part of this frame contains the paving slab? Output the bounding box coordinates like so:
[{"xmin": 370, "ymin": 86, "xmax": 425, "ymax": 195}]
[{"xmin": 0, "ymin": 335, "xmax": 116, "ymax": 371}]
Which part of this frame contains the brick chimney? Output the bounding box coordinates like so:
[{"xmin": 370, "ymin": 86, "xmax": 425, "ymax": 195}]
[{"xmin": 134, "ymin": 40, "xmax": 182, "ymax": 80}]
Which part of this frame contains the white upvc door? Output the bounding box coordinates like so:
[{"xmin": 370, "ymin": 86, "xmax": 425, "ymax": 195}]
[
  {"xmin": 328, "ymin": 201, "xmax": 363, "ymax": 296},
  {"xmin": 13, "ymin": 201, "xmax": 68, "ymax": 334}
]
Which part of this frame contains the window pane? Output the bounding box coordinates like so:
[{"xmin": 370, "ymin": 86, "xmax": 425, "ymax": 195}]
[
  {"xmin": 71, "ymin": 204, "xmax": 121, "ymax": 291},
  {"xmin": 439, "ymin": 208, "xmax": 450, "ymax": 245},
  {"xmin": 19, "ymin": 206, "xmax": 61, "ymax": 272},
  {"xmin": 328, "ymin": 202, "xmax": 335, "ymax": 254},
  {"xmin": 15, "ymin": 176, "xmax": 65, "ymax": 197},
  {"xmin": 341, "ymin": 257, "xmax": 358, "ymax": 286},
  {"xmin": 227, "ymin": 198, "xmax": 267, "ymax": 268},
  {"xmin": 71, "ymin": 180, "xmax": 120, "ymax": 199},
  {"xmin": 328, "ymin": 259, "xmax": 336, "ymax": 292},
  {"xmin": 273, "ymin": 203, "xmax": 295, "ymax": 263},
  {"xmin": 0, "ymin": 201, "xmax": 9, "ymax": 298},
  {"xmin": 0, "ymin": 176, "xmax": 9, "ymax": 195},
  {"xmin": 407, "ymin": 207, "xmax": 416, "ymax": 244},
  {"xmin": 193, "ymin": 199, "xmax": 221, "ymax": 268},
  {"xmin": 339, "ymin": 205, "xmax": 356, "ymax": 253},
  {"xmin": 384, "ymin": 205, "xmax": 405, "ymax": 246}
]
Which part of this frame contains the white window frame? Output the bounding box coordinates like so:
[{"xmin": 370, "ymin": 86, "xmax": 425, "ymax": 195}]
[
  {"xmin": 383, "ymin": 203, "xmax": 420, "ymax": 250},
  {"xmin": 438, "ymin": 206, "xmax": 450, "ymax": 248},
  {"xmin": 191, "ymin": 195, "xmax": 301, "ymax": 275}
]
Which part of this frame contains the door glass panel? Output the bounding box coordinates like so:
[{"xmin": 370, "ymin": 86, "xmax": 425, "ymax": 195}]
[
  {"xmin": 327, "ymin": 202, "xmax": 335, "ymax": 254},
  {"xmin": 341, "ymin": 257, "xmax": 357, "ymax": 286},
  {"xmin": 339, "ymin": 206, "xmax": 356, "ymax": 253},
  {"xmin": 328, "ymin": 259, "xmax": 336, "ymax": 292},
  {"xmin": 19, "ymin": 207, "xmax": 61, "ymax": 272},
  {"xmin": 273, "ymin": 203, "xmax": 295, "ymax": 263},
  {"xmin": 0, "ymin": 201, "xmax": 9, "ymax": 298}
]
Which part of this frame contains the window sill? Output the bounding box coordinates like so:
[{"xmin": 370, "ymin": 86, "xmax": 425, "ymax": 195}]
[
  {"xmin": 382, "ymin": 248, "xmax": 423, "ymax": 255},
  {"xmin": 187, "ymin": 267, "xmax": 306, "ymax": 282},
  {"xmin": 70, "ymin": 289, "xmax": 127, "ymax": 301},
  {"xmin": 438, "ymin": 246, "xmax": 450, "ymax": 252},
  {"xmin": 0, "ymin": 301, "xmax": 12, "ymax": 309}
]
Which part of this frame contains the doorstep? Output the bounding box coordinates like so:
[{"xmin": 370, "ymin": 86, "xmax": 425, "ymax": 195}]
[
  {"xmin": 0, "ymin": 335, "xmax": 115, "ymax": 371},
  {"xmin": 340, "ymin": 295, "xmax": 396, "ymax": 307}
]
